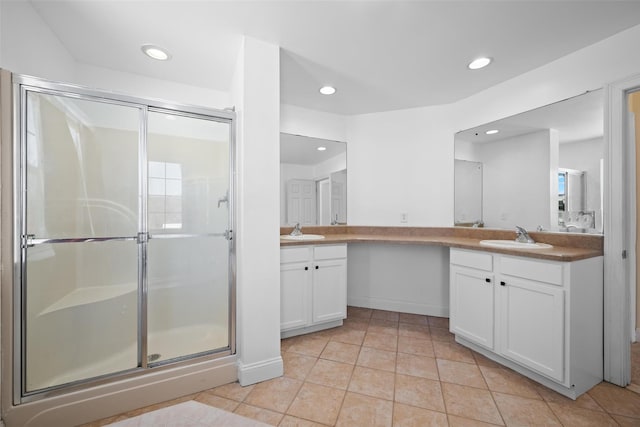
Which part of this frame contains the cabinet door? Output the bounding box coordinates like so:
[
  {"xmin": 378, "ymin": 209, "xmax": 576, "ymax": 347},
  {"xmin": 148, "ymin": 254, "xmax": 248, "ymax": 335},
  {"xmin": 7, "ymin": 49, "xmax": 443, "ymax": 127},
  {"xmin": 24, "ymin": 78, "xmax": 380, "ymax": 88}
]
[
  {"xmin": 450, "ymin": 266, "xmax": 494, "ymax": 349},
  {"xmin": 497, "ymin": 277, "xmax": 564, "ymax": 382},
  {"xmin": 280, "ymin": 262, "xmax": 310, "ymax": 331},
  {"xmin": 312, "ymin": 259, "xmax": 347, "ymax": 324}
]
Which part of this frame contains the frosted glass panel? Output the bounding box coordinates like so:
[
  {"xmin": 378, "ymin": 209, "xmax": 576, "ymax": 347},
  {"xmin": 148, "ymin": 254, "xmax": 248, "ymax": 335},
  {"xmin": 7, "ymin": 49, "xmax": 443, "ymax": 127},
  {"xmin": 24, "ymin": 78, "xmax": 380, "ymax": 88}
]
[
  {"xmin": 26, "ymin": 92, "xmax": 139, "ymax": 239},
  {"xmin": 146, "ymin": 112, "xmax": 231, "ymax": 363},
  {"xmin": 25, "ymin": 241, "xmax": 138, "ymax": 392},
  {"xmin": 147, "ymin": 237, "xmax": 229, "ymax": 363}
]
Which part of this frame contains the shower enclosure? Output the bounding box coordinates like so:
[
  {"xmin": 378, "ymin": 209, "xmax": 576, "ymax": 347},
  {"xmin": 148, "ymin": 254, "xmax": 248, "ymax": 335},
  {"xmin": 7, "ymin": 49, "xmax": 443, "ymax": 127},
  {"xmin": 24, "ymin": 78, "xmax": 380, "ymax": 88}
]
[{"xmin": 13, "ymin": 76, "xmax": 235, "ymax": 402}]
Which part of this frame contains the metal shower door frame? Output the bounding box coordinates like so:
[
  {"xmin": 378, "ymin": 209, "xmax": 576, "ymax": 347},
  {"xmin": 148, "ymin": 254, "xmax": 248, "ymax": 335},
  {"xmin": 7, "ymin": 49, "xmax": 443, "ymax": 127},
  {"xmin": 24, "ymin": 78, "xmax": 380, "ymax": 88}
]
[{"xmin": 12, "ymin": 75, "xmax": 236, "ymax": 404}]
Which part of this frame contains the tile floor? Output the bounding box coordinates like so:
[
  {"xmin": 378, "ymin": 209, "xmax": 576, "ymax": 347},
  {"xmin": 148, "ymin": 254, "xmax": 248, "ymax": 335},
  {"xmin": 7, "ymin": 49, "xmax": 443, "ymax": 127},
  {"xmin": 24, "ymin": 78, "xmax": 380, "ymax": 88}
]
[{"xmin": 88, "ymin": 308, "xmax": 640, "ymax": 427}]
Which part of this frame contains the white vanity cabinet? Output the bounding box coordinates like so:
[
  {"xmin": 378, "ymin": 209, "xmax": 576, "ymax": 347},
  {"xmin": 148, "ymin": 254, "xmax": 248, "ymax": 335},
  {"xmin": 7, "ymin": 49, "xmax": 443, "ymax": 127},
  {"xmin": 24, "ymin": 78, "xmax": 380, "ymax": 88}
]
[
  {"xmin": 450, "ymin": 248, "xmax": 603, "ymax": 399},
  {"xmin": 280, "ymin": 244, "xmax": 347, "ymax": 338}
]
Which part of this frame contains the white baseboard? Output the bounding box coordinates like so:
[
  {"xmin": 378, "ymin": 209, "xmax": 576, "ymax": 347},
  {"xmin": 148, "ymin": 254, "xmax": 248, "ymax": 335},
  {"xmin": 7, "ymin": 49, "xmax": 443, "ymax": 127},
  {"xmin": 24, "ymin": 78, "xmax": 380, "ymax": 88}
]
[
  {"xmin": 237, "ymin": 356, "xmax": 283, "ymax": 386},
  {"xmin": 347, "ymin": 296, "xmax": 449, "ymax": 317},
  {"xmin": 635, "ymin": 328, "xmax": 640, "ymax": 342}
]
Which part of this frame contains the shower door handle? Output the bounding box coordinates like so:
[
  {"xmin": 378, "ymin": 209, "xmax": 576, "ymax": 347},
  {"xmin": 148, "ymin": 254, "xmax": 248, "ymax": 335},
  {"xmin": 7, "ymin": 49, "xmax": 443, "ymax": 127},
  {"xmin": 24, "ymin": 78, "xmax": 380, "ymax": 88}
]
[{"xmin": 22, "ymin": 235, "xmax": 137, "ymax": 247}]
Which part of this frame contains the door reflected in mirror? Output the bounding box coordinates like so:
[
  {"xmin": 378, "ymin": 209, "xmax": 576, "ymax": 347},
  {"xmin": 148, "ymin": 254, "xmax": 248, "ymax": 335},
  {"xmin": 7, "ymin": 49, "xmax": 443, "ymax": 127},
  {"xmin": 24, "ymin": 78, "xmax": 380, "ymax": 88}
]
[
  {"xmin": 454, "ymin": 89, "xmax": 603, "ymax": 234},
  {"xmin": 280, "ymin": 133, "xmax": 346, "ymax": 226}
]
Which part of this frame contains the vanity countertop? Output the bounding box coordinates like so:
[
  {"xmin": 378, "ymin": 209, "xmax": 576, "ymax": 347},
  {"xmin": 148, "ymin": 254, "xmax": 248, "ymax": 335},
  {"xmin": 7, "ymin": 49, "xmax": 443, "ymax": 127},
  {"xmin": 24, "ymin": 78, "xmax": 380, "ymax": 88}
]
[{"xmin": 279, "ymin": 226, "xmax": 603, "ymax": 262}]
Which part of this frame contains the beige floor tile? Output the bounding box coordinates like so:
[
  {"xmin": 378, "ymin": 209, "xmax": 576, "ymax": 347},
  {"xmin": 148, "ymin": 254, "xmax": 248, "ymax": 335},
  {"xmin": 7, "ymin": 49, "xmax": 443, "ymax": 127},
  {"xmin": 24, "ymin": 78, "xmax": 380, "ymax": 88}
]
[
  {"xmin": 357, "ymin": 346, "xmax": 397, "ymax": 372},
  {"xmin": 320, "ymin": 340, "xmax": 361, "ymax": 364},
  {"xmin": 396, "ymin": 352, "xmax": 439, "ymax": 380},
  {"xmin": 279, "ymin": 415, "xmax": 327, "ymax": 427},
  {"xmin": 335, "ymin": 391, "xmax": 393, "ymax": 427},
  {"xmin": 447, "ymin": 414, "xmax": 503, "ymax": 426},
  {"xmin": 367, "ymin": 319, "xmax": 399, "ymax": 336},
  {"xmin": 430, "ymin": 326, "xmax": 456, "ymax": 342},
  {"xmin": 287, "ymin": 382, "xmax": 345, "ymax": 426},
  {"xmin": 363, "ymin": 331, "xmax": 398, "ymax": 352},
  {"xmin": 282, "ymin": 352, "xmax": 317, "ymax": 381},
  {"xmin": 611, "ymin": 414, "xmax": 640, "ymax": 426},
  {"xmin": 398, "ymin": 323, "xmax": 431, "ymax": 340},
  {"xmin": 428, "ymin": 316, "xmax": 450, "ymax": 329},
  {"xmin": 244, "ymin": 377, "xmax": 303, "ymax": 413},
  {"xmin": 433, "ymin": 340, "xmax": 476, "ymax": 364},
  {"xmin": 471, "ymin": 351, "xmax": 503, "ymax": 369},
  {"xmin": 547, "ymin": 402, "xmax": 618, "ymax": 426},
  {"xmin": 348, "ymin": 366, "xmax": 396, "ymax": 400},
  {"xmin": 212, "ymin": 381, "xmax": 255, "ymax": 402},
  {"xmin": 342, "ymin": 318, "xmax": 370, "ymax": 331},
  {"xmin": 492, "ymin": 392, "xmax": 560, "ymax": 426},
  {"xmin": 398, "ymin": 312, "xmax": 429, "ymax": 325},
  {"xmin": 306, "ymin": 358, "xmax": 354, "ymax": 390},
  {"xmin": 371, "ymin": 309, "xmax": 400, "ymax": 322},
  {"xmin": 330, "ymin": 328, "xmax": 366, "ymax": 345},
  {"xmin": 392, "ymin": 402, "xmax": 448, "ymax": 427},
  {"xmin": 347, "ymin": 306, "xmax": 373, "ymax": 319},
  {"xmin": 395, "ymin": 373, "xmax": 446, "ymax": 412},
  {"xmin": 479, "ymin": 365, "xmax": 540, "ymax": 399},
  {"xmin": 437, "ymin": 359, "xmax": 487, "ymax": 389},
  {"xmin": 397, "ymin": 336, "xmax": 435, "ymax": 358},
  {"xmin": 286, "ymin": 336, "xmax": 329, "ymax": 357},
  {"xmin": 281, "ymin": 338, "xmax": 295, "ymax": 353},
  {"xmin": 195, "ymin": 390, "xmax": 241, "ymax": 411},
  {"xmin": 442, "ymin": 383, "xmax": 504, "ymax": 425},
  {"xmin": 235, "ymin": 403, "xmax": 284, "ymax": 426},
  {"xmin": 588, "ymin": 381, "xmax": 640, "ymax": 418},
  {"xmin": 631, "ymin": 342, "xmax": 640, "ymax": 386},
  {"xmin": 536, "ymin": 384, "xmax": 604, "ymax": 412}
]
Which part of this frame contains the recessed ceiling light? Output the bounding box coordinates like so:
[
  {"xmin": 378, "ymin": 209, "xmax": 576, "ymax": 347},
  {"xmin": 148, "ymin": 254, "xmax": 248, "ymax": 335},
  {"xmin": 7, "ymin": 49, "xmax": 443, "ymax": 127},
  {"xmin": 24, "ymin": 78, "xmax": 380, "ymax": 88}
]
[
  {"xmin": 485, "ymin": 129, "xmax": 499, "ymax": 135},
  {"xmin": 317, "ymin": 146, "xmax": 327, "ymax": 151},
  {"xmin": 319, "ymin": 86, "xmax": 336, "ymax": 95},
  {"xmin": 141, "ymin": 44, "xmax": 172, "ymax": 61},
  {"xmin": 468, "ymin": 57, "xmax": 492, "ymax": 70}
]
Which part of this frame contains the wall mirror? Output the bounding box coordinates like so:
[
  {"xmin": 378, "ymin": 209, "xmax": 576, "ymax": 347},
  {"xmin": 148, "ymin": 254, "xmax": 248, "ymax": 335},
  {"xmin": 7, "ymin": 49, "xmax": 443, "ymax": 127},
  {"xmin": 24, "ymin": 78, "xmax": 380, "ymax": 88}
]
[
  {"xmin": 454, "ymin": 89, "xmax": 603, "ymax": 234},
  {"xmin": 280, "ymin": 133, "xmax": 347, "ymax": 226}
]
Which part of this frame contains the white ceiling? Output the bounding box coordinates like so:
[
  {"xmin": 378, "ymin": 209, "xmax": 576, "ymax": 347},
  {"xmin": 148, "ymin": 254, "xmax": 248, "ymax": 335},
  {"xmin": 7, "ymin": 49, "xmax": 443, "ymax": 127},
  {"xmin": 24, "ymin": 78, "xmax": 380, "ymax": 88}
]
[{"xmin": 28, "ymin": 1, "xmax": 640, "ymax": 115}]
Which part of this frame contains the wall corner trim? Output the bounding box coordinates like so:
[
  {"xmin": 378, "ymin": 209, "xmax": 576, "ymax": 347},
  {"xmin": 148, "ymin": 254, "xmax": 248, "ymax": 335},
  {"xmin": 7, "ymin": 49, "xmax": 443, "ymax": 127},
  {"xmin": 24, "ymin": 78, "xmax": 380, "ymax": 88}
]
[{"xmin": 237, "ymin": 356, "xmax": 283, "ymax": 386}]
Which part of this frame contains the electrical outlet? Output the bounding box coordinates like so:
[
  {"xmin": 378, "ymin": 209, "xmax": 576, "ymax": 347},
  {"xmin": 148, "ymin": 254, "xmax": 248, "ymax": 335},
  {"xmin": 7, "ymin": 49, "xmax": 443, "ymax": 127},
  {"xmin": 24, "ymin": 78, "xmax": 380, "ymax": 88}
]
[{"xmin": 401, "ymin": 213, "xmax": 408, "ymax": 223}]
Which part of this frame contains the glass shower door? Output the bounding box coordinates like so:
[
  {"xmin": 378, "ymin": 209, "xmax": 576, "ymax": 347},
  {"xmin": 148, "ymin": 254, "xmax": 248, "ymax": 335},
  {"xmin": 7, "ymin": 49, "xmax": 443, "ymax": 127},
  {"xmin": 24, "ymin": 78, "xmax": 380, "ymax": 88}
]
[
  {"xmin": 22, "ymin": 90, "xmax": 141, "ymax": 393},
  {"xmin": 146, "ymin": 110, "xmax": 232, "ymax": 364}
]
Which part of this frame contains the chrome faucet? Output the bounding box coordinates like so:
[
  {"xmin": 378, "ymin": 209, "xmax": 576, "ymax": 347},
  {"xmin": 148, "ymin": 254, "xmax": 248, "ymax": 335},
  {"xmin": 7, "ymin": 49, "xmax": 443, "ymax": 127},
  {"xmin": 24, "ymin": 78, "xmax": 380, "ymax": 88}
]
[
  {"xmin": 331, "ymin": 214, "xmax": 339, "ymax": 225},
  {"xmin": 290, "ymin": 223, "xmax": 303, "ymax": 236},
  {"xmin": 515, "ymin": 225, "xmax": 535, "ymax": 243}
]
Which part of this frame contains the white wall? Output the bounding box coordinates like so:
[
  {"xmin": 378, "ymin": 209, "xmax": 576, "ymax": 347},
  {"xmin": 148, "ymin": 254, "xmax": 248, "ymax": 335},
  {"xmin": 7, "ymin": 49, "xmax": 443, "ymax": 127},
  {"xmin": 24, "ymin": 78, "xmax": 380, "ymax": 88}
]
[
  {"xmin": 347, "ymin": 23, "xmax": 640, "ymax": 227},
  {"xmin": 347, "ymin": 105, "xmax": 455, "ymax": 226},
  {"xmin": 0, "ymin": 2, "xmax": 230, "ymax": 110},
  {"xmin": 232, "ymin": 37, "xmax": 283, "ymax": 386},
  {"xmin": 478, "ymin": 130, "xmax": 557, "ymax": 230},
  {"xmin": 0, "ymin": 0, "xmax": 76, "ymax": 82}
]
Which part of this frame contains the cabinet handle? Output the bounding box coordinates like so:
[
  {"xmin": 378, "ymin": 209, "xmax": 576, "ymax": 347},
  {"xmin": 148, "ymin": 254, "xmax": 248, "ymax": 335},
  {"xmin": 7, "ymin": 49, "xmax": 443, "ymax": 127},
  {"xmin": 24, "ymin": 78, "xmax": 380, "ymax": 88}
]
[
  {"xmin": 304, "ymin": 266, "xmax": 309, "ymax": 271},
  {"xmin": 500, "ymin": 281, "xmax": 506, "ymax": 286},
  {"xmin": 315, "ymin": 266, "xmax": 319, "ymax": 270},
  {"xmin": 485, "ymin": 278, "xmax": 491, "ymax": 283}
]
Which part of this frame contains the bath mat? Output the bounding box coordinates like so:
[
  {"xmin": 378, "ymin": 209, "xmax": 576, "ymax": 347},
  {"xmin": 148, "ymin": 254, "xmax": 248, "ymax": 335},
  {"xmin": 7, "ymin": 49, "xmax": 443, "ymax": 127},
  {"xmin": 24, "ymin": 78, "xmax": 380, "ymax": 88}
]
[{"xmin": 106, "ymin": 400, "xmax": 270, "ymax": 426}]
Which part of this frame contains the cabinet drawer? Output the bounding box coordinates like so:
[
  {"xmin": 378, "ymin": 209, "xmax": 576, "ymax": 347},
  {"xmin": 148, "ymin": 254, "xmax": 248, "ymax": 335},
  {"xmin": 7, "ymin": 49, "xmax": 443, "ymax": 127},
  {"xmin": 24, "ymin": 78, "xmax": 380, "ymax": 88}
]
[
  {"xmin": 450, "ymin": 249, "xmax": 492, "ymax": 271},
  {"xmin": 281, "ymin": 247, "xmax": 311, "ymax": 264},
  {"xmin": 500, "ymin": 256, "xmax": 563, "ymax": 286},
  {"xmin": 314, "ymin": 244, "xmax": 347, "ymax": 260}
]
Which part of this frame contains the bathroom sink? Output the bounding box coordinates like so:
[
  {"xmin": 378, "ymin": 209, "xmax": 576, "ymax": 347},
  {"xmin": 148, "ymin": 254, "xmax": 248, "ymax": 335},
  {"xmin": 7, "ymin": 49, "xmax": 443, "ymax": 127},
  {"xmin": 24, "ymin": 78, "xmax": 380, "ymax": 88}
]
[
  {"xmin": 280, "ymin": 234, "xmax": 326, "ymax": 241},
  {"xmin": 479, "ymin": 240, "xmax": 553, "ymax": 249}
]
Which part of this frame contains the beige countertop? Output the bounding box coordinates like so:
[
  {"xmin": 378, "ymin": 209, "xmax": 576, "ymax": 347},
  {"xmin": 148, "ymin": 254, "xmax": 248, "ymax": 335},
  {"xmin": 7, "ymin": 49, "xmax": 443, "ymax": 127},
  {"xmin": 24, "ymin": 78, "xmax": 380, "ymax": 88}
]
[{"xmin": 279, "ymin": 226, "xmax": 603, "ymax": 262}]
